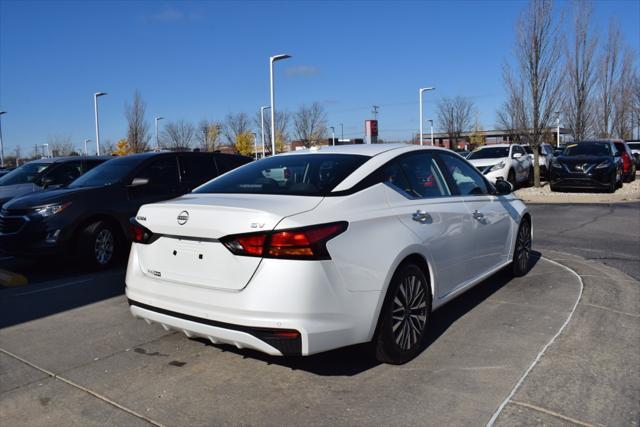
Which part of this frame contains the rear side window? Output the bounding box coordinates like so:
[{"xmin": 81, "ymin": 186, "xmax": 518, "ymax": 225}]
[
  {"xmin": 136, "ymin": 156, "xmax": 180, "ymax": 188},
  {"xmin": 195, "ymin": 154, "xmax": 368, "ymax": 196},
  {"xmin": 384, "ymin": 152, "xmax": 450, "ymax": 198},
  {"xmin": 180, "ymin": 155, "xmax": 217, "ymax": 185}
]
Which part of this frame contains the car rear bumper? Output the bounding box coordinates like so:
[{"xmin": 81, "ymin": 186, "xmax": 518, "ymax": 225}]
[{"xmin": 125, "ymin": 245, "xmax": 381, "ymax": 356}]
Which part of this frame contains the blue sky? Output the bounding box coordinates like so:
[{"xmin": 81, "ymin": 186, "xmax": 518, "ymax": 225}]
[{"xmin": 1, "ymin": 0, "xmax": 638, "ymax": 154}]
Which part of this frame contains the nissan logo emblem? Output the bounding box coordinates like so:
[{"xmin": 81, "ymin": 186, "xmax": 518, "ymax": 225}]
[{"xmin": 177, "ymin": 210, "xmax": 189, "ymax": 225}]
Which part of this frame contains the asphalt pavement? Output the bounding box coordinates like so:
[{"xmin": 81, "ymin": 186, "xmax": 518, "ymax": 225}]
[{"xmin": 527, "ymin": 202, "xmax": 640, "ymax": 280}]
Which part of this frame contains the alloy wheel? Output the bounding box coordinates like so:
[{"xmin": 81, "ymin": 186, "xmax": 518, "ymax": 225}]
[
  {"xmin": 515, "ymin": 220, "xmax": 531, "ymax": 273},
  {"xmin": 391, "ymin": 275, "xmax": 428, "ymax": 350},
  {"xmin": 94, "ymin": 229, "xmax": 114, "ymax": 265}
]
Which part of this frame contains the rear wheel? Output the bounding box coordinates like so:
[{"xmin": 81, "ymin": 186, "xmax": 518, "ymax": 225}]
[
  {"xmin": 374, "ymin": 263, "xmax": 431, "ymax": 365},
  {"xmin": 77, "ymin": 221, "xmax": 120, "ymax": 270},
  {"xmin": 608, "ymin": 173, "xmax": 616, "ymax": 193},
  {"xmin": 512, "ymin": 218, "xmax": 532, "ymax": 277}
]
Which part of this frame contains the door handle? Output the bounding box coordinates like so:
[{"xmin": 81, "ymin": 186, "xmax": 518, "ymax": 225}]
[
  {"xmin": 412, "ymin": 210, "xmax": 431, "ymax": 223},
  {"xmin": 472, "ymin": 210, "xmax": 484, "ymax": 220}
]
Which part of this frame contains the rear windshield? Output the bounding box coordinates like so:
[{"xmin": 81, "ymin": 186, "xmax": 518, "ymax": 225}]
[
  {"xmin": 194, "ymin": 154, "xmax": 368, "ymax": 196},
  {"xmin": 467, "ymin": 147, "xmax": 510, "ymax": 160},
  {"xmin": 563, "ymin": 143, "xmax": 611, "ymax": 157},
  {"xmin": 0, "ymin": 162, "xmax": 51, "ymax": 186}
]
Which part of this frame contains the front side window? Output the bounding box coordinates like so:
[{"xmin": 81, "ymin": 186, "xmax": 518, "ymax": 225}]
[
  {"xmin": 41, "ymin": 161, "xmax": 82, "ymax": 186},
  {"xmin": 438, "ymin": 153, "xmax": 490, "ymax": 196},
  {"xmin": 195, "ymin": 154, "xmax": 368, "ymax": 196},
  {"xmin": 384, "ymin": 152, "xmax": 450, "ymax": 198}
]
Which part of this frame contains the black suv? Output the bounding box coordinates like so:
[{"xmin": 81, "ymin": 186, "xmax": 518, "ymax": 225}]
[
  {"xmin": 0, "ymin": 156, "xmax": 110, "ymax": 209},
  {"xmin": 0, "ymin": 151, "xmax": 250, "ymax": 268}
]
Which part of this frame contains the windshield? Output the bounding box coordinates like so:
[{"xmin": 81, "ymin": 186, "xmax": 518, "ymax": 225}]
[
  {"xmin": 628, "ymin": 143, "xmax": 640, "ymax": 150},
  {"xmin": 563, "ymin": 143, "xmax": 611, "ymax": 157},
  {"xmin": 0, "ymin": 162, "xmax": 51, "ymax": 186},
  {"xmin": 467, "ymin": 147, "xmax": 510, "ymax": 160},
  {"xmin": 194, "ymin": 154, "xmax": 368, "ymax": 196},
  {"xmin": 68, "ymin": 159, "xmax": 132, "ymax": 188}
]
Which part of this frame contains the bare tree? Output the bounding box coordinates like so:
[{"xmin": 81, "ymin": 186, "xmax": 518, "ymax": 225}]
[
  {"xmin": 196, "ymin": 120, "xmax": 222, "ymax": 152},
  {"xmin": 504, "ymin": 0, "xmax": 564, "ymax": 187},
  {"xmin": 47, "ymin": 134, "xmax": 76, "ymax": 156},
  {"xmin": 496, "ymin": 67, "xmax": 530, "ymax": 144},
  {"xmin": 161, "ymin": 120, "xmax": 195, "ymax": 151},
  {"xmin": 436, "ymin": 96, "xmax": 474, "ymax": 146},
  {"xmin": 124, "ymin": 90, "xmax": 151, "ymax": 153},
  {"xmin": 222, "ymin": 112, "xmax": 251, "ymax": 146},
  {"xmin": 612, "ymin": 49, "xmax": 636, "ymax": 140},
  {"xmin": 101, "ymin": 140, "xmax": 115, "ymax": 155},
  {"xmin": 293, "ymin": 102, "xmax": 327, "ymax": 148},
  {"xmin": 563, "ymin": 0, "xmax": 598, "ymax": 141},
  {"xmin": 254, "ymin": 110, "xmax": 290, "ymax": 155}
]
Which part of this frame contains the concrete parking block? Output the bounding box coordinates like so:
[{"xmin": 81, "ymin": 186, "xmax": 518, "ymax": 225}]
[{"xmin": 0, "ymin": 268, "xmax": 28, "ymax": 287}]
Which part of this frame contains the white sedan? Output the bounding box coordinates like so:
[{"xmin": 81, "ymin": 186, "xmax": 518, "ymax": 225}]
[
  {"xmin": 126, "ymin": 144, "xmax": 532, "ymax": 364},
  {"xmin": 467, "ymin": 144, "xmax": 533, "ymax": 187}
]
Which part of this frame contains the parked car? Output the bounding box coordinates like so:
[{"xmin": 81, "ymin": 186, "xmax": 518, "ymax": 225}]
[
  {"xmin": 0, "ymin": 168, "xmax": 14, "ymax": 178},
  {"xmin": 467, "ymin": 144, "xmax": 533, "ymax": 188},
  {"xmin": 522, "ymin": 143, "xmax": 554, "ymax": 179},
  {"xmin": 0, "ymin": 156, "xmax": 109, "ymax": 209},
  {"xmin": 456, "ymin": 150, "xmax": 470, "ymax": 158},
  {"xmin": 126, "ymin": 144, "xmax": 532, "ymax": 364},
  {"xmin": 550, "ymin": 141, "xmax": 623, "ymax": 193},
  {"xmin": 0, "ymin": 151, "xmax": 251, "ymax": 268},
  {"xmin": 626, "ymin": 141, "xmax": 640, "ymax": 167},
  {"xmin": 613, "ymin": 141, "xmax": 636, "ymax": 182}
]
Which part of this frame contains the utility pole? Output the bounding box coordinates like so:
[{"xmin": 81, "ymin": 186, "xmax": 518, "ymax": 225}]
[{"xmin": 372, "ymin": 105, "xmax": 379, "ymax": 120}]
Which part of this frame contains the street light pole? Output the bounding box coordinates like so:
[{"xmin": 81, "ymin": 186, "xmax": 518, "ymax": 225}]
[
  {"xmin": 340, "ymin": 123, "xmax": 344, "ymax": 140},
  {"xmin": 555, "ymin": 111, "xmax": 560, "ymax": 148},
  {"xmin": 419, "ymin": 87, "xmax": 435, "ymax": 146},
  {"xmin": 252, "ymin": 132, "xmax": 258, "ymax": 161},
  {"xmin": 155, "ymin": 116, "xmax": 164, "ymax": 151},
  {"xmin": 42, "ymin": 143, "xmax": 50, "ymax": 158},
  {"xmin": 269, "ymin": 54, "xmax": 291, "ymax": 156},
  {"xmin": 428, "ymin": 119, "xmax": 434, "ymax": 146},
  {"xmin": 94, "ymin": 92, "xmax": 107, "ymax": 155},
  {"xmin": 330, "ymin": 126, "xmax": 335, "ymax": 146},
  {"xmin": 84, "ymin": 139, "xmax": 90, "ymax": 155},
  {"xmin": 260, "ymin": 106, "xmax": 270, "ymax": 157},
  {"xmin": 0, "ymin": 111, "xmax": 6, "ymax": 167}
]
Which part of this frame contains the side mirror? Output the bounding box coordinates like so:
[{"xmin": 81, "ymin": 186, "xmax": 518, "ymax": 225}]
[
  {"xmin": 512, "ymin": 152, "xmax": 522, "ymax": 159},
  {"xmin": 494, "ymin": 178, "xmax": 513, "ymax": 195},
  {"xmin": 128, "ymin": 177, "xmax": 150, "ymax": 187}
]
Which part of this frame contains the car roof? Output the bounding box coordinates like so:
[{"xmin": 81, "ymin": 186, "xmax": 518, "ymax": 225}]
[
  {"xmin": 279, "ymin": 143, "xmax": 438, "ymax": 157},
  {"xmin": 476, "ymin": 144, "xmax": 513, "ymax": 149},
  {"xmin": 24, "ymin": 155, "xmax": 112, "ymax": 165}
]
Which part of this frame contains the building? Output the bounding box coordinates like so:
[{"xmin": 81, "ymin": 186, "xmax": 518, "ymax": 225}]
[{"xmin": 416, "ymin": 128, "xmax": 571, "ymax": 150}]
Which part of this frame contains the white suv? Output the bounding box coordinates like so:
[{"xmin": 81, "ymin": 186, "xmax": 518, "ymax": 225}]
[
  {"xmin": 523, "ymin": 143, "xmax": 554, "ymax": 180},
  {"xmin": 467, "ymin": 144, "xmax": 533, "ymax": 187}
]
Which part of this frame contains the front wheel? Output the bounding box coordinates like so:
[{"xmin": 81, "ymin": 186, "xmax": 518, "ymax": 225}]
[
  {"xmin": 507, "ymin": 169, "xmax": 516, "ymax": 189},
  {"xmin": 77, "ymin": 221, "xmax": 119, "ymax": 270},
  {"xmin": 512, "ymin": 218, "xmax": 532, "ymax": 277},
  {"xmin": 373, "ymin": 263, "xmax": 431, "ymax": 365}
]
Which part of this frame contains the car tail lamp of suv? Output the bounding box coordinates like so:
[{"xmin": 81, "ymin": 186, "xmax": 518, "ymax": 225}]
[{"xmin": 221, "ymin": 222, "xmax": 348, "ymax": 260}]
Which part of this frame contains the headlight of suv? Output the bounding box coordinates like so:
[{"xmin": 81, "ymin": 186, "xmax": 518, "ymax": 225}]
[
  {"xmin": 31, "ymin": 202, "xmax": 71, "ymax": 217},
  {"xmin": 595, "ymin": 161, "xmax": 611, "ymax": 169},
  {"xmin": 490, "ymin": 161, "xmax": 506, "ymax": 172},
  {"xmin": 551, "ymin": 160, "xmax": 562, "ymax": 169}
]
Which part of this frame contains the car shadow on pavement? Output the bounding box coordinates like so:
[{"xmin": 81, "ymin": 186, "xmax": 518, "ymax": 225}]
[{"xmin": 196, "ymin": 251, "xmax": 542, "ymax": 376}]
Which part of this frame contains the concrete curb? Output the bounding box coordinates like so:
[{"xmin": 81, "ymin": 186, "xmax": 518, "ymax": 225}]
[{"xmin": 491, "ymin": 250, "xmax": 640, "ymax": 426}]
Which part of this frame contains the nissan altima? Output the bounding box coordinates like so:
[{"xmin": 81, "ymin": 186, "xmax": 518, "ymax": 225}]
[{"xmin": 126, "ymin": 144, "xmax": 532, "ymax": 364}]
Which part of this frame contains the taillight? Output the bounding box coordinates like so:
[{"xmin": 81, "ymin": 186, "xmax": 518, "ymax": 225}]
[
  {"xmin": 221, "ymin": 221, "xmax": 348, "ymax": 260},
  {"xmin": 129, "ymin": 219, "xmax": 156, "ymax": 244}
]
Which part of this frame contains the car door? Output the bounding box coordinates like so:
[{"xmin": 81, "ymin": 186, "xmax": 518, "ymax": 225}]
[
  {"xmin": 382, "ymin": 151, "xmax": 476, "ymax": 299},
  {"xmin": 436, "ymin": 152, "xmax": 513, "ymax": 282},
  {"xmin": 511, "ymin": 145, "xmax": 528, "ymax": 182},
  {"xmin": 127, "ymin": 155, "xmax": 182, "ymax": 211}
]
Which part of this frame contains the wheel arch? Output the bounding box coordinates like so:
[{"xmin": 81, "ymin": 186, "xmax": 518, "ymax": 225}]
[{"xmin": 70, "ymin": 213, "xmax": 127, "ymax": 252}]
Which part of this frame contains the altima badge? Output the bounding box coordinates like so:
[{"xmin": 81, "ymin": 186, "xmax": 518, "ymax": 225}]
[{"xmin": 177, "ymin": 210, "xmax": 189, "ymax": 225}]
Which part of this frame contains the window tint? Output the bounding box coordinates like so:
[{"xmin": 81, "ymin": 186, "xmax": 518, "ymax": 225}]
[
  {"xmin": 389, "ymin": 152, "xmax": 450, "ymax": 198},
  {"xmin": 438, "ymin": 153, "xmax": 490, "ymax": 196},
  {"xmin": 180, "ymin": 155, "xmax": 217, "ymax": 185},
  {"xmin": 83, "ymin": 160, "xmax": 105, "ymax": 173},
  {"xmin": 136, "ymin": 157, "xmax": 179, "ymax": 190},
  {"xmin": 563, "ymin": 143, "xmax": 611, "ymax": 157},
  {"xmin": 0, "ymin": 162, "xmax": 50, "ymax": 186},
  {"xmin": 42, "ymin": 161, "xmax": 82, "ymax": 186},
  {"xmin": 195, "ymin": 154, "xmax": 367, "ymax": 196},
  {"xmin": 215, "ymin": 155, "xmax": 250, "ymax": 174}
]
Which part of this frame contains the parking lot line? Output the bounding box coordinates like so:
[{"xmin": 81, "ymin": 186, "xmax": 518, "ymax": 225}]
[
  {"xmin": 0, "ymin": 269, "xmax": 28, "ymax": 287},
  {"xmin": 0, "ymin": 347, "xmax": 164, "ymax": 427},
  {"xmin": 486, "ymin": 257, "xmax": 584, "ymax": 426}
]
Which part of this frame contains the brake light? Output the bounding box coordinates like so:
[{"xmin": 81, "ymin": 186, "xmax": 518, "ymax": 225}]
[
  {"xmin": 129, "ymin": 219, "xmax": 155, "ymax": 244},
  {"xmin": 221, "ymin": 221, "xmax": 348, "ymax": 260}
]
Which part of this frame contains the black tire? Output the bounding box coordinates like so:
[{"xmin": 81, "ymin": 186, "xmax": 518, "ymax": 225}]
[
  {"xmin": 507, "ymin": 169, "xmax": 516, "ymax": 189},
  {"xmin": 77, "ymin": 220, "xmax": 119, "ymax": 270},
  {"xmin": 527, "ymin": 167, "xmax": 534, "ymax": 187},
  {"xmin": 374, "ymin": 263, "xmax": 431, "ymax": 365},
  {"xmin": 512, "ymin": 218, "xmax": 532, "ymax": 277},
  {"xmin": 550, "ymin": 184, "xmax": 559, "ymax": 192}
]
